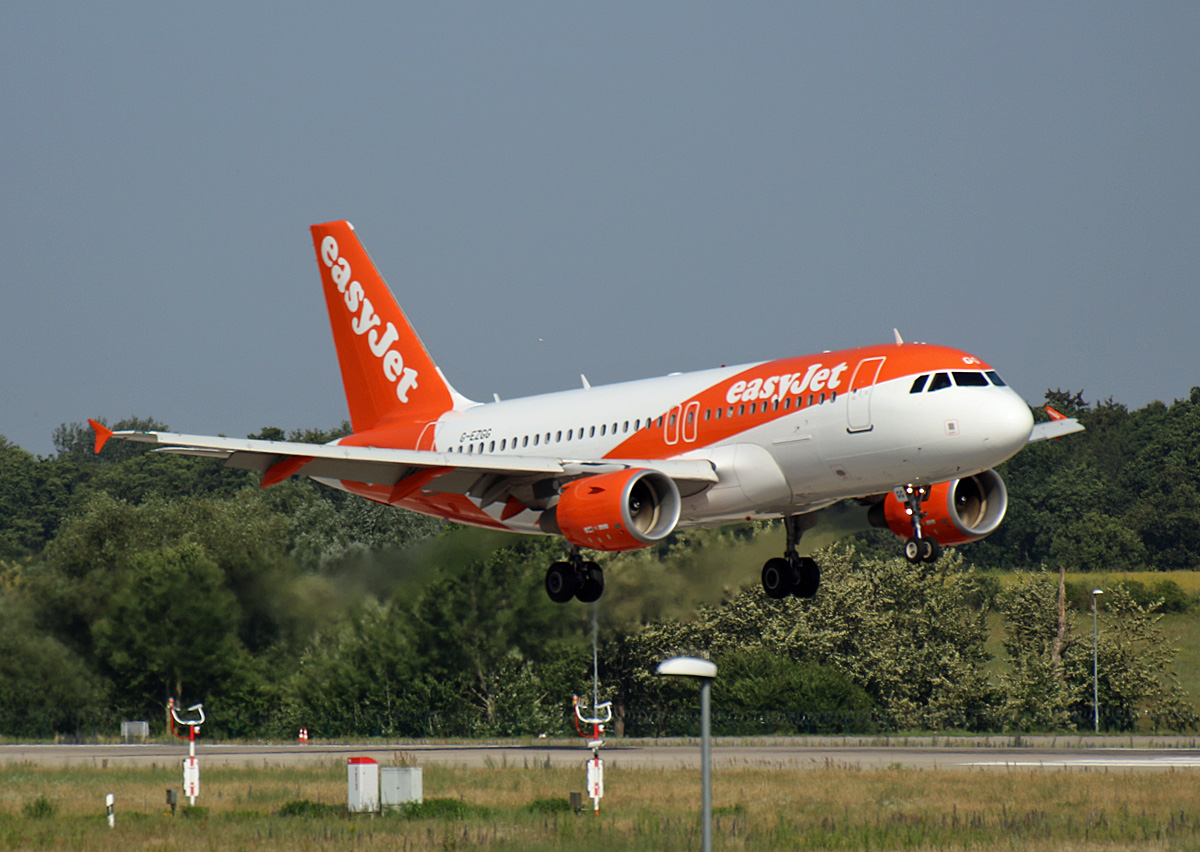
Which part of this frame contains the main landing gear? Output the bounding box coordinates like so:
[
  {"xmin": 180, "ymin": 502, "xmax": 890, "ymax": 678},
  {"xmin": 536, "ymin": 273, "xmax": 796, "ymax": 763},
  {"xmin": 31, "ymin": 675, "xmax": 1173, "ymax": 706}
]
[
  {"xmin": 898, "ymin": 484, "xmax": 942, "ymax": 564},
  {"xmin": 761, "ymin": 515, "xmax": 820, "ymax": 600},
  {"xmin": 546, "ymin": 550, "xmax": 604, "ymax": 604}
]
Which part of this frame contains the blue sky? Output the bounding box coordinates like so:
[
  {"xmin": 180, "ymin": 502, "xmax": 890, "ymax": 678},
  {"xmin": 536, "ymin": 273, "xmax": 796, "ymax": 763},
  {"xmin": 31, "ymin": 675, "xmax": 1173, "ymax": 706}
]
[{"xmin": 3, "ymin": 3, "xmax": 1197, "ymax": 455}]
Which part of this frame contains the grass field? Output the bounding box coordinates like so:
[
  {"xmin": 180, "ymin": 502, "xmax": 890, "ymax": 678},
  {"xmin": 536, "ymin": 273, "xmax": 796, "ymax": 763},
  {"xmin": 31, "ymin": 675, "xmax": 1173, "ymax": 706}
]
[{"xmin": 5, "ymin": 760, "xmax": 1200, "ymax": 851}]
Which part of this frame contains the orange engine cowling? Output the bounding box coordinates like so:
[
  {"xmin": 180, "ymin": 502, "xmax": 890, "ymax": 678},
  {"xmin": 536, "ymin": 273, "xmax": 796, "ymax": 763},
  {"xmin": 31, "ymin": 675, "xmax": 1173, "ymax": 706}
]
[
  {"xmin": 875, "ymin": 469, "xmax": 1008, "ymax": 545},
  {"xmin": 555, "ymin": 468, "xmax": 681, "ymax": 552}
]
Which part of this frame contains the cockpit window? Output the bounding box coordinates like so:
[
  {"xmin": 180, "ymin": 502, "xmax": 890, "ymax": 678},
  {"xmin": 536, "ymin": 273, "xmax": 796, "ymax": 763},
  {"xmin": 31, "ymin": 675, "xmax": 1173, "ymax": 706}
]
[
  {"xmin": 986, "ymin": 370, "xmax": 1006, "ymax": 387},
  {"xmin": 928, "ymin": 372, "xmax": 952, "ymax": 392},
  {"xmin": 910, "ymin": 375, "xmax": 928, "ymax": 394},
  {"xmin": 952, "ymin": 371, "xmax": 989, "ymax": 387}
]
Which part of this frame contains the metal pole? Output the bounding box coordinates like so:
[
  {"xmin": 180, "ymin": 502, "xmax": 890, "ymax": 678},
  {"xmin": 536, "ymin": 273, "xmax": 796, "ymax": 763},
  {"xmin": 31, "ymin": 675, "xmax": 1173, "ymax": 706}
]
[
  {"xmin": 592, "ymin": 601, "xmax": 599, "ymax": 714},
  {"xmin": 700, "ymin": 679, "xmax": 712, "ymax": 852},
  {"xmin": 1092, "ymin": 592, "xmax": 1100, "ymax": 733},
  {"xmin": 188, "ymin": 723, "xmax": 197, "ymax": 805}
]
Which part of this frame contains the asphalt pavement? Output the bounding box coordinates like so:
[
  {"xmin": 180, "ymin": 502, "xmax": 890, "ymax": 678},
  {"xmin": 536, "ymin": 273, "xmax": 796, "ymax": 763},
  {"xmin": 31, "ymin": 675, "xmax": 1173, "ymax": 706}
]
[{"xmin": 5, "ymin": 736, "xmax": 1200, "ymax": 771}]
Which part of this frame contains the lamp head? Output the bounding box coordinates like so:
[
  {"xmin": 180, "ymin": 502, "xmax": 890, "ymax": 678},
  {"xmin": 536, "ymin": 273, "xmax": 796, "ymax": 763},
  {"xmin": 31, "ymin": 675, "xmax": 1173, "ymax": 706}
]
[{"xmin": 656, "ymin": 656, "xmax": 718, "ymax": 680}]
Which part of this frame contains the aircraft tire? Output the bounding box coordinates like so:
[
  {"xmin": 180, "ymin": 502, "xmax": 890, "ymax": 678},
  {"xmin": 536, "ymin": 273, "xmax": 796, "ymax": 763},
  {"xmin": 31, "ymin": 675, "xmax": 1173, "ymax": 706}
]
[
  {"xmin": 546, "ymin": 561, "xmax": 579, "ymax": 603},
  {"xmin": 576, "ymin": 562, "xmax": 604, "ymax": 603},
  {"xmin": 792, "ymin": 557, "xmax": 820, "ymax": 599},
  {"xmin": 903, "ymin": 537, "xmax": 923, "ymax": 563},
  {"xmin": 761, "ymin": 557, "xmax": 793, "ymax": 599},
  {"xmin": 921, "ymin": 538, "xmax": 943, "ymax": 563}
]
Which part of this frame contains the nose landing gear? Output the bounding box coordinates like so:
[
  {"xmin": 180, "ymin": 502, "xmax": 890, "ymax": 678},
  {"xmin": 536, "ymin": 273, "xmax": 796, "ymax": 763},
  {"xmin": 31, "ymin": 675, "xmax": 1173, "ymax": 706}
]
[{"xmin": 898, "ymin": 484, "xmax": 942, "ymax": 563}]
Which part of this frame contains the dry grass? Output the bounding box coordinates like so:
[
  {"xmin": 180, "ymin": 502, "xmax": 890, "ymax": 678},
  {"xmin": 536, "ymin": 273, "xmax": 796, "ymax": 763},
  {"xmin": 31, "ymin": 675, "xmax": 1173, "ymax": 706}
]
[{"xmin": 4, "ymin": 759, "xmax": 1200, "ymax": 850}]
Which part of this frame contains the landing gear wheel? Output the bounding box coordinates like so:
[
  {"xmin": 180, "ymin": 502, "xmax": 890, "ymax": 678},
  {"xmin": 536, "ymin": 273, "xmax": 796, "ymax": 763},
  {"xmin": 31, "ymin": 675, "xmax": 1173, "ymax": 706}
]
[
  {"xmin": 792, "ymin": 557, "xmax": 820, "ymax": 599},
  {"xmin": 576, "ymin": 562, "xmax": 604, "ymax": 603},
  {"xmin": 904, "ymin": 537, "xmax": 923, "ymax": 563},
  {"xmin": 921, "ymin": 538, "xmax": 943, "ymax": 563},
  {"xmin": 545, "ymin": 561, "xmax": 579, "ymax": 603},
  {"xmin": 761, "ymin": 557, "xmax": 794, "ymax": 599}
]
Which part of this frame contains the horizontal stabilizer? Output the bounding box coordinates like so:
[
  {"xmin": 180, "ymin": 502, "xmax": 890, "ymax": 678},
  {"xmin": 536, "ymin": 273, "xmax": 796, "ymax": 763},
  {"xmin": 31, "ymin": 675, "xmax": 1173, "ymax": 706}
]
[{"xmin": 1028, "ymin": 415, "xmax": 1085, "ymax": 443}]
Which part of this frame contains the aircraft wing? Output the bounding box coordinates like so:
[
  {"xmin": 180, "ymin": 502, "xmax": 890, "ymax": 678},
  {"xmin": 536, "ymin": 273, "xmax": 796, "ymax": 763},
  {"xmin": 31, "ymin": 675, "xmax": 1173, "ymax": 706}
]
[
  {"xmin": 1027, "ymin": 406, "xmax": 1085, "ymax": 443},
  {"xmin": 88, "ymin": 422, "xmax": 717, "ymax": 502}
]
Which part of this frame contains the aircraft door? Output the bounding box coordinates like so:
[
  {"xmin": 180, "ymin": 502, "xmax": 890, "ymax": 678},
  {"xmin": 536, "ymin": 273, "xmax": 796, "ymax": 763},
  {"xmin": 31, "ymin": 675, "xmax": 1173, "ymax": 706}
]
[
  {"xmin": 663, "ymin": 405, "xmax": 681, "ymax": 445},
  {"xmin": 682, "ymin": 401, "xmax": 700, "ymax": 443},
  {"xmin": 418, "ymin": 421, "xmax": 439, "ymax": 450},
  {"xmin": 845, "ymin": 356, "xmax": 886, "ymax": 433},
  {"xmin": 664, "ymin": 402, "xmax": 700, "ymax": 445}
]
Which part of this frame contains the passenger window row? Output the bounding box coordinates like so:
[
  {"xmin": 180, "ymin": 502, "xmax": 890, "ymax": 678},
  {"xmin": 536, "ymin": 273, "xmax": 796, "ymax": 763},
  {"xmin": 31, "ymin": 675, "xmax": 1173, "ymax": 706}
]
[{"xmin": 452, "ymin": 388, "xmax": 839, "ymax": 454}]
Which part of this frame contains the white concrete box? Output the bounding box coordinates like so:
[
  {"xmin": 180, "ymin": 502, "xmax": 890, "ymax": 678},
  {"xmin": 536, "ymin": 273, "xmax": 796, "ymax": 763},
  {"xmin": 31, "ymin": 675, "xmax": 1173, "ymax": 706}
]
[
  {"xmin": 347, "ymin": 757, "xmax": 379, "ymax": 812},
  {"xmin": 381, "ymin": 766, "xmax": 423, "ymax": 807}
]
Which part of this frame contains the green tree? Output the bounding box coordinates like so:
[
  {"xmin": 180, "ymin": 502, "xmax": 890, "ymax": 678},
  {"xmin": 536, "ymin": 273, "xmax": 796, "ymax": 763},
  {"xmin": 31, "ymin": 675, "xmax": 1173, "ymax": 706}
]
[
  {"xmin": 281, "ymin": 603, "xmax": 443, "ymax": 737},
  {"xmin": 42, "ymin": 491, "xmax": 298, "ymax": 654},
  {"xmin": 408, "ymin": 538, "xmax": 588, "ymax": 735},
  {"xmin": 281, "ymin": 536, "xmax": 590, "ymax": 738},
  {"xmin": 1048, "ymin": 511, "xmax": 1149, "ymax": 573},
  {"xmin": 259, "ymin": 478, "xmax": 442, "ymax": 576},
  {"xmin": 0, "ymin": 437, "xmax": 43, "ymax": 557},
  {"xmin": 609, "ymin": 547, "xmax": 997, "ymax": 734},
  {"xmin": 1115, "ymin": 393, "xmax": 1200, "ymax": 570},
  {"xmin": 998, "ymin": 574, "xmax": 1197, "ymax": 732},
  {"xmin": 0, "ymin": 590, "xmax": 105, "ymax": 737},
  {"xmin": 90, "ymin": 540, "xmax": 248, "ymax": 716},
  {"xmin": 755, "ymin": 550, "xmax": 997, "ymax": 730},
  {"xmin": 995, "ymin": 574, "xmax": 1080, "ymax": 730},
  {"xmin": 712, "ymin": 647, "xmax": 876, "ymax": 734},
  {"xmin": 1079, "ymin": 586, "xmax": 1197, "ymax": 732}
]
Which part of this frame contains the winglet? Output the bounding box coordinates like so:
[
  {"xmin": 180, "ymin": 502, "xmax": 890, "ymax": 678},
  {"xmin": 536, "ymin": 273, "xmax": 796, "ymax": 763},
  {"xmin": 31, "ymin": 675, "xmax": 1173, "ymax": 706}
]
[
  {"xmin": 88, "ymin": 419, "xmax": 113, "ymax": 454},
  {"xmin": 1044, "ymin": 406, "xmax": 1067, "ymax": 421}
]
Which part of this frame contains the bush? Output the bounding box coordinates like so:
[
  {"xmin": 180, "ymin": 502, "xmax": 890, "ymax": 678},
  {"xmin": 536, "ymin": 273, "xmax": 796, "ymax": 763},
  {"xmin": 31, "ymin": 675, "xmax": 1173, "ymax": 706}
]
[
  {"xmin": 393, "ymin": 798, "xmax": 490, "ymax": 820},
  {"xmin": 21, "ymin": 795, "xmax": 56, "ymax": 819},
  {"xmin": 1065, "ymin": 579, "xmax": 1196, "ymax": 614},
  {"xmin": 712, "ymin": 648, "xmax": 879, "ymax": 735},
  {"xmin": 527, "ymin": 797, "xmax": 573, "ymax": 814},
  {"xmin": 278, "ymin": 799, "xmax": 346, "ymax": 818}
]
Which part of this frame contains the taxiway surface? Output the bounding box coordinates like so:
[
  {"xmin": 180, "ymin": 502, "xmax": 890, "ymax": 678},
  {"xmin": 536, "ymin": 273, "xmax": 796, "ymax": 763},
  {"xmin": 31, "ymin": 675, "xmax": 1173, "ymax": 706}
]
[{"xmin": 6, "ymin": 737, "xmax": 1200, "ymax": 772}]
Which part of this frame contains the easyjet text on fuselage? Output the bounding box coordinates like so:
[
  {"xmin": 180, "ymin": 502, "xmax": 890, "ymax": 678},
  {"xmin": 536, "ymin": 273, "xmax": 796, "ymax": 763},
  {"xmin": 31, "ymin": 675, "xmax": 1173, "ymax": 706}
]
[{"xmin": 725, "ymin": 361, "xmax": 849, "ymax": 405}]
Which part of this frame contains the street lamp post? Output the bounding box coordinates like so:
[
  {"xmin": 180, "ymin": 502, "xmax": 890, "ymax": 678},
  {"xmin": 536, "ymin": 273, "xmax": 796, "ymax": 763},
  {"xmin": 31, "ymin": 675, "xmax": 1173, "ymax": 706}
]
[
  {"xmin": 656, "ymin": 656, "xmax": 718, "ymax": 852},
  {"xmin": 1092, "ymin": 588, "xmax": 1103, "ymax": 733}
]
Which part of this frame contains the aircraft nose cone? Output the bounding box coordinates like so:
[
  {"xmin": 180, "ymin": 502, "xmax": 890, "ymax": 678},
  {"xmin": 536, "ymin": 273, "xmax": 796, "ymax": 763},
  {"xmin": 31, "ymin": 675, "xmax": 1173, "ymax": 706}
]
[{"xmin": 988, "ymin": 390, "xmax": 1035, "ymax": 458}]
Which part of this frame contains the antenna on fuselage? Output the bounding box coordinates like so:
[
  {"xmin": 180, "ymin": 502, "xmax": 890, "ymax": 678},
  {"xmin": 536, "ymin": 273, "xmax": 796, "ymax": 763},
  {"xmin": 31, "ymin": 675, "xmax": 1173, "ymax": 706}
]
[{"xmin": 893, "ymin": 329, "xmax": 904, "ymax": 344}]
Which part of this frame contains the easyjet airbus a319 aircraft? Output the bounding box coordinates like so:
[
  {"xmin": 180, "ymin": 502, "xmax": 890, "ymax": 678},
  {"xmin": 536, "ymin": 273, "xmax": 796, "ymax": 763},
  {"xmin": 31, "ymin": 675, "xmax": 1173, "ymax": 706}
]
[{"xmin": 91, "ymin": 221, "xmax": 1082, "ymax": 603}]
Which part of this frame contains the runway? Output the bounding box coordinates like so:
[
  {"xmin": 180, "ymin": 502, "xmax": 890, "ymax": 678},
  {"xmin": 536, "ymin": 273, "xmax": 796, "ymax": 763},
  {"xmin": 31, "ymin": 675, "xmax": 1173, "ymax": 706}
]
[{"xmin": 5, "ymin": 737, "xmax": 1200, "ymax": 772}]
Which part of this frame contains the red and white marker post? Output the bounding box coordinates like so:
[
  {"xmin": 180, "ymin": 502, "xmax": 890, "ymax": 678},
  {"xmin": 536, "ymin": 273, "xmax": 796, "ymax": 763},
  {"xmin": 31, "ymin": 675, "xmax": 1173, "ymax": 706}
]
[
  {"xmin": 573, "ymin": 695, "xmax": 613, "ymax": 815},
  {"xmin": 168, "ymin": 698, "xmax": 205, "ymax": 806}
]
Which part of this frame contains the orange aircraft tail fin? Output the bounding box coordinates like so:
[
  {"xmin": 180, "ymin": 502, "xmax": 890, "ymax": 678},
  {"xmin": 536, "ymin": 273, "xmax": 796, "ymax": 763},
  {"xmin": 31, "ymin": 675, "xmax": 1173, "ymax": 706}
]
[{"xmin": 310, "ymin": 221, "xmax": 467, "ymax": 433}]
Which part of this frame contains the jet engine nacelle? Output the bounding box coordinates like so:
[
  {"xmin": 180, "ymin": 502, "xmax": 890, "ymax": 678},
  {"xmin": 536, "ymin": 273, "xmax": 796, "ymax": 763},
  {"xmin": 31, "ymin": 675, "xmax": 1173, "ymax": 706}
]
[
  {"xmin": 555, "ymin": 468, "xmax": 681, "ymax": 552},
  {"xmin": 874, "ymin": 469, "xmax": 1008, "ymax": 545}
]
